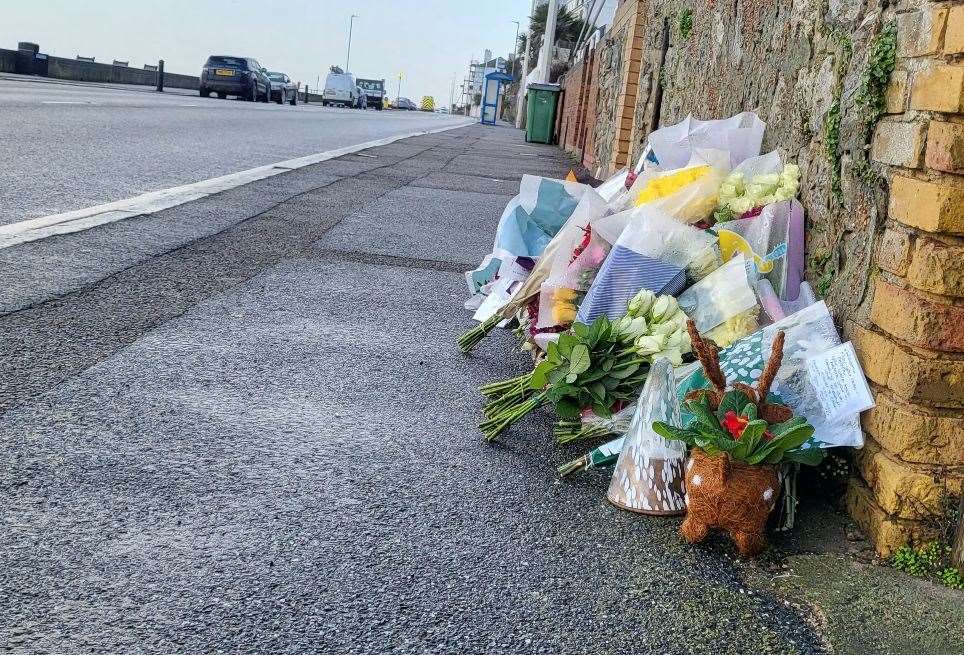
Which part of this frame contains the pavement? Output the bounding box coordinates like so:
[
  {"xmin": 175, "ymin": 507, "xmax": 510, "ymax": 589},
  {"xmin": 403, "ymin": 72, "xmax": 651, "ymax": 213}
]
[
  {"xmin": 1, "ymin": 122, "xmax": 961, "ymax": 654},
  {"xmin": 0, "ymin": 74, "xmax": 468, "ymax": 225}
]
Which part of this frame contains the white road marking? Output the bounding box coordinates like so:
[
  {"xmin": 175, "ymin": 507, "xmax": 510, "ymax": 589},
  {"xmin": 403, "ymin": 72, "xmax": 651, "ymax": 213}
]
[
  {"xmin": 0, "ymin": 120, "xmax": 472, "ymax": 250},
  {"xmin": 41, "ymin": 101, "xmax": 89, "ymax": 105},
  {"xmin": 354, "ymin": 153, "xmax": 377, "ymax": 158}
]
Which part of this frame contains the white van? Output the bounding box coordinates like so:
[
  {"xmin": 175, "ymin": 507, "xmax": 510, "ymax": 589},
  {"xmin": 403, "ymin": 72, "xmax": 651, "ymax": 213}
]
[{"xmin": 322, "ymin": 72, "xmax": 359, "ymax": 108}]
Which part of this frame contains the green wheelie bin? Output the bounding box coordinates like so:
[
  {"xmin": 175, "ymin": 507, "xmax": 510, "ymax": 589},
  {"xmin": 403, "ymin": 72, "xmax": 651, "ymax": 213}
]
[{"xmin": 525, "ymin": 83, "xmax": 561, "ymax": 144}]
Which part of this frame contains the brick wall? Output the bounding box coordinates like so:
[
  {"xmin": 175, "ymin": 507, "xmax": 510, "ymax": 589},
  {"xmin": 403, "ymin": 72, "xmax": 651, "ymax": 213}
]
[
  {"xmin": 564, "ymin": 0, "xmax": 963, "ymax": 556},
  {"xmin": 846, "ymin": 2, "xmax": 964, "ymax": 555}
]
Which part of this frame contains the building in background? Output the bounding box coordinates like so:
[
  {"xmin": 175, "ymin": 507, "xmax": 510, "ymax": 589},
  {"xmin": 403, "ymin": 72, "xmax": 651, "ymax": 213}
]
[{"xmin": 463, "ymin": 49, "xmax": 508, "ymax": 118}]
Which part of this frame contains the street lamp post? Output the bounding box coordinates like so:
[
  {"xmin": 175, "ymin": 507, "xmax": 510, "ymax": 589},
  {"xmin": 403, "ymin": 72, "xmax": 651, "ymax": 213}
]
[
  {"xmin": 397, "ymin": 72, "xmax": 403, "ymax": 105},
  {"xmin": 346, "ymin": 14, "xmax": 358, "ymax": 72},
  {"xmin": 510, "ymin": 20, "xmax": 520, "ymax": 81}
]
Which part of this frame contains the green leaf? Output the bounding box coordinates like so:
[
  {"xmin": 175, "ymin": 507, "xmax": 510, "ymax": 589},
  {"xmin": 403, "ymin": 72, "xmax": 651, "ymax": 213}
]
[
  {"xmin": 769, "ymin": 416, "xmax": 807, "ymax": 437},
  {"xmin": 569, "ymin": 344, "xmax": 591, "ymax": 376},
  {"xmin": 734, "ymin": 420, "xmax": 767, "ymax": 459},
  {"xmin": 555, "ymin": 397, "xmax": 582, "ymax": 419},
  {"xmin": 530, "ymin": 361, "xmax": 554, "ymax": 389},
  {"xmin": 601, "ymin": 358, "xmax": 614, "ymax": 372},
  {"xmin": 548, "ymin": 368, "xmax": 568, "ymax": 385},
  {"xmin": 743, "ymin": 403, "xmax": 758, "ymax": 421},
  {"xmin": 601, "ymin": 376, "xmax": 623, "ymax": 390},
  {"xmin": 565, "ymin": 372, "xmax": 578, "ymax": 384},
  {"xmin": 652, "ymin": 422, "xmax": 696, "ymax": 444},
  {"xmin": 557, "ymin": 333, "xmax": 577, "ymax": 359},
  {"xmin": 687, "ymin": 399, "xmax": 726, "ymax": 435},
  {"xmin": 608, "ymin": 363, "xmax": 640, "ymax": 379},
  {"xmin": 546, "ymin": 340, "xmax": 560, "ymax": 363},
  {"xmin": 716, "ymin": 390, "xmax": 751, "ymax": 421},
  {"xmin": 781, "ymin": 447, "xmax": 826, "ymax": 466},
  {"xmin": 572, "ymin": 322, "xmax": 590, "ymax": 339},
  {"xmin": 591, "ymin": 402, "xmax": 612, "ymax": 418},
  {"xmin": 771, "ymin": 423, "xmax": 816, "ymax": 451},
  {"xmin": 589, "ymin": 382, "xmax": 607, "ymax": 403}
]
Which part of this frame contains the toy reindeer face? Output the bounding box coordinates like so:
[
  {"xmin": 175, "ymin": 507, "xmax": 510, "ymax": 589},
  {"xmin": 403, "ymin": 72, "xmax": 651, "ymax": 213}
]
[{"xmin": 683, "ymin": 320, "xmax": 792, "ymax": 424}]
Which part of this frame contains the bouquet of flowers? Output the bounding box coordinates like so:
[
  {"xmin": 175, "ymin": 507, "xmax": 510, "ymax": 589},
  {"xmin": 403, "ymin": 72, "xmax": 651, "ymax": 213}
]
[
  {"xmin": 479, "ymin": 290, "xmax": 692, "ymax": 441},
  {"xmin": 715, "ymin": 163, "xmax": 800, "ymax": 222}
]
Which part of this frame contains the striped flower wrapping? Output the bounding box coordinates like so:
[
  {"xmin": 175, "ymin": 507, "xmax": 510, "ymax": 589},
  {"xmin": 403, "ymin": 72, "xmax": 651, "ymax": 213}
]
[{"xmin": 576, "ymin": 245, "xmax": 687, "ymax": 324}]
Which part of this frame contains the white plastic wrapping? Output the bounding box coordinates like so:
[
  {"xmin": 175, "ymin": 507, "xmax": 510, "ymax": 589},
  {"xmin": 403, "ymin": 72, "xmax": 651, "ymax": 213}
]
[
  {"xmin": 678, "ymin": 255, "xmax": 758, "ymax": 333},
  {"xmin": 628, "ymin": 150, "xmax": 730, "ymax": 224},
  {"xmin": 647, "ymin": 112, "xmax": 766, "ymax": 171}
]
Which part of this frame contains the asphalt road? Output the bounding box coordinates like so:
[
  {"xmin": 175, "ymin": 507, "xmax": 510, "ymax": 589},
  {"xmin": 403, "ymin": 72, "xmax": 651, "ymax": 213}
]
[
  {"xmin": 0, "ymin": 75, "xmax": 468, "ymax": 225},
  {"xmin": 0, "ymin": 124, "xmax": 834, "ymax": 654}
]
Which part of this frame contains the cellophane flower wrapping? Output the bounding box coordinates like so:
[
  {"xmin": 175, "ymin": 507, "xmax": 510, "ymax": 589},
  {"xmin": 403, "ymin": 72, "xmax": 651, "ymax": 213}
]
[
  {"xmin": 677, "ymin": 254, "xmax": 761, "ymax": 347},
  {"xmin": 607, "ymin": 358, "xmax": 687, "ymax": 514},
  {"xmin": 646, "ymin": 112, "xmax": 766, "ymax": 171},
  {"xmin": 717, "ymin": 199, "xmax": 805, "ymax": 301},
  {"xmin": 490, "ymin": 175, "xmax": 590, "ymax": 260},
  {"xmin": 534, "ymin": 191, "xmax": 613, "ymax": 330},
  {"xmin": 628, "ymin": 151, "xmax": 729, "ymax": 224},
  {"xmin": 576, "ymin": 208, "xmax": 720, "ymax": 325}
]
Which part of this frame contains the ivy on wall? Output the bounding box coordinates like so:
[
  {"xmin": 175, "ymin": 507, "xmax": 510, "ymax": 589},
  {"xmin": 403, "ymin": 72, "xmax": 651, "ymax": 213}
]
[
  {"xmin": 852, "ymin": 21, "xmax": 898, "ymax": 186},
  {"xmin": 678, "ymin": 9, "xmax": 693, "ymax": 39}
]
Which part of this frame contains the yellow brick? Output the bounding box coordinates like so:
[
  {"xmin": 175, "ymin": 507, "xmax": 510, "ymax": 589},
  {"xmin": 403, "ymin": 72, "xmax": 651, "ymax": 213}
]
[
  {"xmin": 863, "ymin": 389, "xmax": 964, "ymax": 465},
  {"xmin": 906, "ymin": 236, "xmax": 964, "ymax": 297},
  {"xmin": 854, "ymin": 439, "xmax": 963, "ymax": 519},
  {"xmin": 897, "ymin": 7, "xmax": 948, "ymax": 57},
  {"xmin": 876, "ymin": 227, "xmax": 912, "ymax": 276},
  {"xmin": 846, "ymin": 479, "xmax": 939, "ymax": 557},
  {"xmin": 851, "ymin": 323, "xmax": 964, "ymax": 407},
  {"xmin": 884, "ymin": 70, "xmax": 908, "ymax": 114},
  {"xmin": 946, "ymin": 4, "xmax": 964, "ymax": 54},
  {"xmin": 889, "ymin": 175, "xmax": 964, "ymax": 235},
  {"xmin": 925, "ymin": 120, "xmax": 964, "ymax": 175},
  {"xmin": 910, "ymin": 65, "xmax": 964, "ymax": 113},
  {"xmin": 870, "ymin": 279, "xmax": 964, "ymax": 352}
]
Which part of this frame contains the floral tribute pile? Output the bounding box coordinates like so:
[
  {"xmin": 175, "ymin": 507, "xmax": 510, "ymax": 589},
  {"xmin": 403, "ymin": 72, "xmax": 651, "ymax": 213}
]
[{"xmin": 456, "ymin": 112, "xmax": 875, "ymax": 557}]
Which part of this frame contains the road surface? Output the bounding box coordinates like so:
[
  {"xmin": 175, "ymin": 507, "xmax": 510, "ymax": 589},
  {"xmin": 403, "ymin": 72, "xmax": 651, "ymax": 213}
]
[
  {"xmin": 0, "ymin": 74, "xmax": 468, "ymax": 225},
  {"xmin": 0, "ymin": 124, "xmax": 835, "ymax": 654}
]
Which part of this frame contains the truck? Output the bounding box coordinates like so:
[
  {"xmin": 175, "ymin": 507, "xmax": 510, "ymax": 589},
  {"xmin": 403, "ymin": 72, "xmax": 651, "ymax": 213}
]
[
  {"xmin": 420, "ymin": 96, "xmax": 435, "ymax": 112},
  {"xmin": 322, "ymin": 70, "xmax": 359, "ymax": 108},
  {"xmin": 356, "ymin": 78, "xmax": 386, "ymax": 111}
]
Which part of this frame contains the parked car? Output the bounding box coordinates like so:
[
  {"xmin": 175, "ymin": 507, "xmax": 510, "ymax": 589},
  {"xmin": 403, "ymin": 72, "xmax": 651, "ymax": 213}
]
[
  {"xmin": 266, "ymin": 71, "xmax": 298, "ymax": 105},
  {"xmin": 355, "ymin": 86, "xmax": 368, "ymax": 109},
  {"xmin": 356, "ymin": 78, "xmax": 386, "ymax": 111},
  {"xmin": 322, "ymin": 71, "xmax": 358, "ymax": 107},
  {"xmin": 436, "ymin": 107, "xmax": 449, "ymax": 114},
  {"xmin": 393, "ymin": 97, "xmax": 417, "ymax": 110},
  {"xmin": 199, "ymin": 55, "xmax": 270, "ymax": 102}
]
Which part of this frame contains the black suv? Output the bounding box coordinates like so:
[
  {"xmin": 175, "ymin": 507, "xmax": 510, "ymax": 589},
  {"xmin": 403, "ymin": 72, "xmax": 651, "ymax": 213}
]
[{"xmin": 200, "ymin": 56, "xmax": 270, "ymax": 102}]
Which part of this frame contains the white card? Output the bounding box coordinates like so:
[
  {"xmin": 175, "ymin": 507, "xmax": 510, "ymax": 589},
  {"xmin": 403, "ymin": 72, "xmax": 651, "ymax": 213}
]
[{"xmin": 805, "ymin": 341, "xmax": 875, "ymax": 421}]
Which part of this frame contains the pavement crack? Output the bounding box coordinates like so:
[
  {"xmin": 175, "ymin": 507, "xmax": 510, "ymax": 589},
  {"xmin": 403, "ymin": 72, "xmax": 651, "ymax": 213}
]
[{"xmin": 313, "ymin": 249, "xmax": 471, "ymax": 273}]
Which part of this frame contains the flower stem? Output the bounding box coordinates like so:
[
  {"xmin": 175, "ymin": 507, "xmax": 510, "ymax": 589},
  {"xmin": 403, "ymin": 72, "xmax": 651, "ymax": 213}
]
[{"xmin": 457, "ymin": 314, "xmax": 501, "ymax": 353}]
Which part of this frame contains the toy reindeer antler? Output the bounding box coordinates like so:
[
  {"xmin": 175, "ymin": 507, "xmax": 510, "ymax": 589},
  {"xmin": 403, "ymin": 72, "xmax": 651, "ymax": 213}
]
[
  {"xmin": 756, "ymin": 330, "xmax": 785, "ymax": 400},
  {"xmin": 686, "ymin": 320, "xmax": 726, "ymax": 393},
  {"xmin": 683, "ymin": 320, "xmax": 792, "ymax": 422}
]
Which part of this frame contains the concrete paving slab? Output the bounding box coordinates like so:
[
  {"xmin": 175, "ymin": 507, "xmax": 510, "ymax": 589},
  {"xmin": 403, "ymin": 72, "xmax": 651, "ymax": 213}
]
[
  {"xmin": 315, "ymin": 186, "xmax": 512, "ymax": 266},
  {"xmin": 411, "ymin": 172, "xmax": 521, "ymax": 196}
]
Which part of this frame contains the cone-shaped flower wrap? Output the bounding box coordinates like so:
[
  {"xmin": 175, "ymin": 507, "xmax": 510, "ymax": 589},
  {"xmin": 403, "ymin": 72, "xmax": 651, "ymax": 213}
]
[{"xmin": 607, "ymin": 358, "xmax": 687, "ymax": 515}]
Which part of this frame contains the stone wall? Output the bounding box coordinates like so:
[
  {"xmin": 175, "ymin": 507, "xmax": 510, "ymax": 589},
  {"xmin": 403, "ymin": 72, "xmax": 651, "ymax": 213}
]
[{"xmin": 557, "ymin": 0, "xmax": 964, "ymax": 556}]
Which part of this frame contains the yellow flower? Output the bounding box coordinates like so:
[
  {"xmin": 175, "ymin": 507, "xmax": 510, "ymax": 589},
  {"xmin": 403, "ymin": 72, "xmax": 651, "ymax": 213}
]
[{"xmin": 634, "ymin": 165, "xmax": 711, "ymax": 206}]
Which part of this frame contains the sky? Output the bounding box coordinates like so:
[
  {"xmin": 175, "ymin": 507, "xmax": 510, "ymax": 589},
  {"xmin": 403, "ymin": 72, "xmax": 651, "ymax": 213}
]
[{"xmin": 1, "ymin": 0, "xmax": 530, "ymax": 105}]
